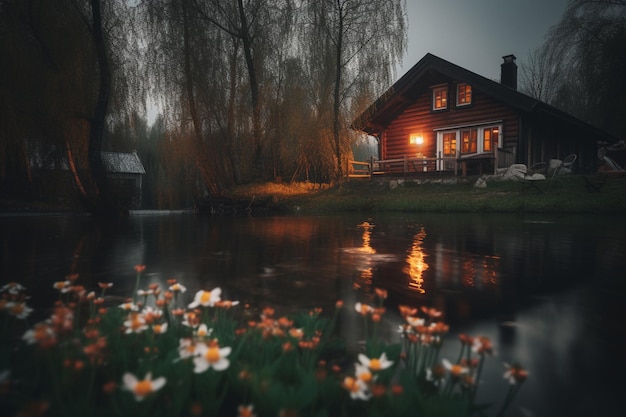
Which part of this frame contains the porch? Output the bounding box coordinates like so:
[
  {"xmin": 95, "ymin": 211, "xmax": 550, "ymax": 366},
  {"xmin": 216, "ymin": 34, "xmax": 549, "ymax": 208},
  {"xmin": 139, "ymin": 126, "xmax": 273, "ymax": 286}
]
[{"xmin": 348, "ymin": 148, "xmax": 514, "ymax": 179}]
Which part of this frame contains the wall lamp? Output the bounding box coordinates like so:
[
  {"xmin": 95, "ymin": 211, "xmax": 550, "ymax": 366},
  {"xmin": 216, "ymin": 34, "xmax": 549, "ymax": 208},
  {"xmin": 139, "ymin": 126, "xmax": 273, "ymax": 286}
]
[{"xmin": 409, "ymin": 133, "xmax": 424, "ymax": 145}]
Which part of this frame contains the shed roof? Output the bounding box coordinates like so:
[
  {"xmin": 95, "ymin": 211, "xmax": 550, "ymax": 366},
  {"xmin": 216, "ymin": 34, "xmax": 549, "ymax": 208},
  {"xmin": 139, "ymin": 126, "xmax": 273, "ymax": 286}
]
[{"xmin": 102, "ymin": 152, "xmax": 146, "ymax": 175}]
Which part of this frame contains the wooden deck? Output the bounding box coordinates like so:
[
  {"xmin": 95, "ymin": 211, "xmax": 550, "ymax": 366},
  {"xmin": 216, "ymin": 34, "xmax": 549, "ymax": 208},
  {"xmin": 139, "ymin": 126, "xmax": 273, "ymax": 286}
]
[{"xmin": 348, "ymin": 149, "xmax": 513, "ymax": 179}]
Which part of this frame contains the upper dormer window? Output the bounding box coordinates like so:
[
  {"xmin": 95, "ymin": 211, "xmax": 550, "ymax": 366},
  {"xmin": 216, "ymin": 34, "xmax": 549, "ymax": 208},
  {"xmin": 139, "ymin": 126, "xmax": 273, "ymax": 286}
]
[
  {"xmin": 457, "ymin": 83, "xmax": 472, "ymax": 106},
  {"xmin": 432, "ymin": 85, "xmax": 448, "ymax": 110}
]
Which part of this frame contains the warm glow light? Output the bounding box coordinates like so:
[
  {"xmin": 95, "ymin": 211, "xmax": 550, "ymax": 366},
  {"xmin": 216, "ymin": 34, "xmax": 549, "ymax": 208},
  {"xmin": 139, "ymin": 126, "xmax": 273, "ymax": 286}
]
[
  {"xmin": 409, "ymin": 133, "xmax": 424, "ymax": 145},
  {"xmin": 357, "ymin": 222, "xmax": 376, "ymax": 255},
  {"xmin": 405, "ymin": 227, "xmax": 429, "ymax": 293},
  {"xmin": 462, "ymin": 254, "xmax": 499, "ymax": 288}
]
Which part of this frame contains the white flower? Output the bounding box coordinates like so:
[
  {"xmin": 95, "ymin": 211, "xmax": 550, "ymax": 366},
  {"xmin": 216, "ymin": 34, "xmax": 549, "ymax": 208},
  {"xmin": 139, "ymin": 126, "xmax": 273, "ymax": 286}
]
[
  {"xmin": 119, "ymin": 302, "xmax": 139, "ymax": 312},
  {"xmin": 354, "ymin": 363, "xmax": 375, "ymax": 383},
  {"xmin": 122, "ymin": 372, "xmax": 166, "ymax": 401},
  {"xmin": 52, "ymin": 281, "xmax": 72, "ymax": 293},
  {"xmin": 188, "ymin": 288, "xmax": 222, "ymax": 308},
  {"xmin": 1, "ymin": 282, "xmax": 26, "ymax": 295},
  {"xmin": 503, "ymin": 363, "xmax": 529, "ymax": 385},
  {"xmin": 137, "ymin": 289, "xmax": 154, "ymax": 297},
  {"xmin": 123, "ymin": 312, "xmax": 148, "ymax": 334},
  {"xmin": 195, "ymin": 323, "xmax": 212, "ymax": 338},
  {"xmin": 342, "ymin": 376, "xmax": 371, "ymax": 400},
  {"xmin": 169, "ymin": 283, "xmax": 187, "ymax": 293},
  {"xmin": 442, "ymin": 358, "xmax": 469, "ymax": 378},
  {"xmin": 6, "ymin": 301, "xmax": 33, "ymax": 319},
  {"xmin": 152, "ymin": 323, "xmax": 168, "ymax": 334},
  {"xmin": 406, "ymin": 316, "xmax": 425, "ymax": 327},
  {"xmin": 22, "ymin": 322, "xmax": 55, "ymax": 345},
  {"xmin": 358, "ymin": 353, "xmax": 393, "ymax": 371},
  {"xmin": 354, "ymin": 302, "xmax": 373, "ymax": 315},
  {"xmin": 177, "ymin": 338, "xmax": 197, "ymax": 359},
  {"xmin": 193, "ymin": 342, "xmax": 231, "ymax": 373}
]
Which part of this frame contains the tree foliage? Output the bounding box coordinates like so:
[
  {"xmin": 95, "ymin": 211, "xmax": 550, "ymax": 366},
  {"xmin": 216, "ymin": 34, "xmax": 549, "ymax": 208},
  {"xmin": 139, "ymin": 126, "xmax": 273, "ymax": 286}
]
[
  {"xmin": 521, "ymin": 0, "xmax": 626, "ymax": 137},
  {"xmin": 1, "ymin": 0, "xmax": 407, "ymax": 209},
  {"xmin": 0, "ymin": 0, "xmax": 144, "ymax": 213}
]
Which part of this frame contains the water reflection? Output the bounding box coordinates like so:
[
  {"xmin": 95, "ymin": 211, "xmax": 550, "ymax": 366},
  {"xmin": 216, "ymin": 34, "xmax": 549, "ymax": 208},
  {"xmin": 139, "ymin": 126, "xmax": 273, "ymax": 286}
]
[
  {"xmin": 1, "ymin": 212, "xmax": 625, "ymax": 417},
  {"xmin": 404, "ymin": 227, "xmax": 428, "ymax": 293}
]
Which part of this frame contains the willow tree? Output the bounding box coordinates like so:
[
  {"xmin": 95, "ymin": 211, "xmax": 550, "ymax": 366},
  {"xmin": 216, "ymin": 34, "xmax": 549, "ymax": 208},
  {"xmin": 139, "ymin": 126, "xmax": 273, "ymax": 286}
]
[
  {"xmin": 0, "ymin": 0, "xmax": 141, "ymax": 213},
  {"xmin": 302, "ymin": 0, "xmax": 407, "ymax": 179},
  {"xmin": 0, "ymin": 0, "xmax": 96, "ymax": 198},
  {"xmin": 538, "ymin": 0, "xmax": 626, "ymax": 137},
  {"xmin": 519, "ymin": 44, "xmax": 564, "ymax": 105}
]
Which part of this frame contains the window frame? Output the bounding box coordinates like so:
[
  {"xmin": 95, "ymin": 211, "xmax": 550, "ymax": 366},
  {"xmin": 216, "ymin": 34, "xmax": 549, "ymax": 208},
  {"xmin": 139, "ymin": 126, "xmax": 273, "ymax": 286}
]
[
  {"xmin": 456, "ymin": 83, "xmax": 472, "ymax": 107},
  {"xmin": 442, "ymin": 132, "xmax": 457, "ymax": 156},
  {"xmin": 460, "ymin": 128, "xmax": 478, "ymax": 154},
  {"xmin": 431, "ymin": 85, "xmax": 448, "ymax": 111},
  {"xmin": 435, "ymin": 122, "xmax": 503, "ymax": 170}
]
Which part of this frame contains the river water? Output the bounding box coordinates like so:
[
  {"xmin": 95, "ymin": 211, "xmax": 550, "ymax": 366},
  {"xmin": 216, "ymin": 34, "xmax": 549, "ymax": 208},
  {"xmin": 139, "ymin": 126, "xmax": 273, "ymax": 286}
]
[{"xmin": 1, "ymin": 212, "xmax": 625, "ymax": 416}]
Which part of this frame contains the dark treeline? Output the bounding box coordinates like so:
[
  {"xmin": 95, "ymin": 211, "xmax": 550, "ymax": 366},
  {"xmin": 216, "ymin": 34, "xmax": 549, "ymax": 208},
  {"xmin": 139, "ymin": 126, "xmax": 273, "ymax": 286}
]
[
  {"xmin": 520, "ymin": 0, "xmax": 626, "ymax": 140},
  {"xmin": 0, "ymin": 0, "xmax": 407, "ymax": 212}
]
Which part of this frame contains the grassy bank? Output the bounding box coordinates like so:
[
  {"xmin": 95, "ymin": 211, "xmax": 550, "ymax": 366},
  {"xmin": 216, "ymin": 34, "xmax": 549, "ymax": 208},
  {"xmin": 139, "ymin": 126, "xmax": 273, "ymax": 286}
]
[{"xmin": 225, "ymin": 175, "xmax": 626, "ymax": 214}]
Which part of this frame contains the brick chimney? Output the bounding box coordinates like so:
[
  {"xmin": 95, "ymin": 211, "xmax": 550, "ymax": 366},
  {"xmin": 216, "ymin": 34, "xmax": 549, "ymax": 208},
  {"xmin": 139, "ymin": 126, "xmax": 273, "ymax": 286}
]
[{"xmin": 500, "ymin": 54, "xmax": 517, "ymax": 90}]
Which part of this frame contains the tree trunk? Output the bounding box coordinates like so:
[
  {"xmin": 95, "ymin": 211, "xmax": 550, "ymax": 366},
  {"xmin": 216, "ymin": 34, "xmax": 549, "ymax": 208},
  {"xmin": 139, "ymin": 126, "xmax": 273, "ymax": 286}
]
[
  {"xmin": 88, "ymin": 0, "xmax": 116, "ymax": 215},
  {"xmin": 333, "ymin": 6, "xmax": 344, "ymax": 179},
  {"xmin": 182, "ymin": 0, "xmax": 219, "ymax": 197},
  {"xmin": 237, "ymin": 0, "xmax": 263, "ymax": 178}
]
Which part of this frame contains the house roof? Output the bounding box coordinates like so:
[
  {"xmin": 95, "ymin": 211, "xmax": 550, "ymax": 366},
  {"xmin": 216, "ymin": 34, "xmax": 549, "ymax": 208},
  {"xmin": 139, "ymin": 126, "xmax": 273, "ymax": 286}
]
[
  {"xmin": 102, "ymin": 152, "xmax": 146, "ymax": 175},
  {"xmin": 353, "ymin": 53, "xmax": 619, "ymax": 143}
]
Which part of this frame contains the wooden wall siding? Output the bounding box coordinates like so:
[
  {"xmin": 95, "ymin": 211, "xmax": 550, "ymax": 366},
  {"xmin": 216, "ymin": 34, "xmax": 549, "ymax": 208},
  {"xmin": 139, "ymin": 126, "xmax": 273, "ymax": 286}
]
[
  {"xmin": 381, "ymin": 88, "xmax": 520, "ymax": 163},
  {"xmin": 525, "ymin": 115, "xmax": 598, "ymax": 172}
]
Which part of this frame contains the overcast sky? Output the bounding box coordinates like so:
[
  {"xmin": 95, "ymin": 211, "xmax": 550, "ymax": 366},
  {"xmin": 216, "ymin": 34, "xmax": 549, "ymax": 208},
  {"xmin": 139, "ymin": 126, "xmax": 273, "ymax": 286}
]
[{"xmin": 397, "ymin": 0, "xmax": 570, "ymax": 81}]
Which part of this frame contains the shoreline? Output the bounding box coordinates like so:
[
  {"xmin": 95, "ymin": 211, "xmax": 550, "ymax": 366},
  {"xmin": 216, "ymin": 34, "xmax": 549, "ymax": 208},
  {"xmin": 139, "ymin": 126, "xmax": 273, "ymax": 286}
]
[{"xmin": 3, "ymin": 175, "xmax": 626, "ymax": 216}]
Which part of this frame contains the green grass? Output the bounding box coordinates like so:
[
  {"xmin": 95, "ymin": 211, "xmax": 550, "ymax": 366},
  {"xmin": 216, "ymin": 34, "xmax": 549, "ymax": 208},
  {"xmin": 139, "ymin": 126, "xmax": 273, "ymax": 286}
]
[{"xmin": 240, "ymin": 175, "xmax": 626, "ymax": 214}]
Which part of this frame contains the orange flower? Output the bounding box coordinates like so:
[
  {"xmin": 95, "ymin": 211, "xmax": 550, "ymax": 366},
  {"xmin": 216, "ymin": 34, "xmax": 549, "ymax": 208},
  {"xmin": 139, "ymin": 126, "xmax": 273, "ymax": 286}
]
[
  {"xmin": 473, "ymin": 336, "xmax": 494, "ymax": 355},
  {"xmin": 335, "ymin": 300, "xmax": 344, "ymax": 309},
  {"xmin": 371, "ymin": 383, "xmax": 387, "ymax": 398},
  {"xmin": 102, "ymin": 381, "xmax": 117, "ymax": 395},
  {"xmin": 374, "ymin": 287, "xmax": 388, "ymax": 299},
  {"xmin": 391, "ymin": 384, "xmax": 404, "ymax": 395},
  {"xmin": 459, "ymin": 333, "xmax": 474, "ymax": 345},
  {"xmin": 504, "ymin": 363, "xmax": 529, "ymax": 384},
  {"xmin": 134, "ymin": 265, "xmax": 146, "ymax": 273},
  {"xmin": 238, "ymin": 404, "xmax": 256, "ymax": 417},
  {"xmin": 442, "ymin": 359, "xmax": 468, "ymax": 378},
  {"xmin": 398, "ymin": 305, "xmax": 417, "ymax": 318}
]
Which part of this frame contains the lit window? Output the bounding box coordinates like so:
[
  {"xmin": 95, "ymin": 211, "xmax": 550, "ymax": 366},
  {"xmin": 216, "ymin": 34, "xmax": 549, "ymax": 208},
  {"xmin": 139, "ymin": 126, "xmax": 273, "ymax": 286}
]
[
  {"xmin": 432, "ymin": 86, "xmax": 448, "ymax": 110},
  {"xmin": 461, "ymin": 129, "xmax": 477, "ymax": 154},
  {"xmin": 457, "ymin": 83, "xmax": 472, "ymax": 106},
  {"xmin": 483, "ymin": 127, "xmax": 499, "ymax": 152},
  {"xmin": 442, "ymin": 132, "xmax": 456, "ymax": 156}
]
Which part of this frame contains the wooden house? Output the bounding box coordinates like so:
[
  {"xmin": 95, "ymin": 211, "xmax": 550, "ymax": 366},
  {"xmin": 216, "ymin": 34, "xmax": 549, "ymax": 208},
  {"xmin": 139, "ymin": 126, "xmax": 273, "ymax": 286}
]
[{"xmin": 352, "ymin": 53, "xmax": 620, "ymax": 176}]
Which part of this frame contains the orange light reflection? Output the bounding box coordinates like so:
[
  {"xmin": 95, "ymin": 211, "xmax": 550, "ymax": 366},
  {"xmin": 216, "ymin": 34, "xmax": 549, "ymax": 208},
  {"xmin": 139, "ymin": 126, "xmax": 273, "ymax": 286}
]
[
  {"xmin": 405, "ymin": 227, "xmax": 429, "ymax": 293},
  {"xmin": 358, "ymin": 222, "xmax": 376, "ymax": 255}
]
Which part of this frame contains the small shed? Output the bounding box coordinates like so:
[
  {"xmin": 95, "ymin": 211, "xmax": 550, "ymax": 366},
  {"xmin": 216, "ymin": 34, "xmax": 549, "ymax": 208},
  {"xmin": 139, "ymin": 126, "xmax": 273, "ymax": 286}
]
[{"xmin": 102, "ymin": 151, "xmax": 146, "ymax": 209}]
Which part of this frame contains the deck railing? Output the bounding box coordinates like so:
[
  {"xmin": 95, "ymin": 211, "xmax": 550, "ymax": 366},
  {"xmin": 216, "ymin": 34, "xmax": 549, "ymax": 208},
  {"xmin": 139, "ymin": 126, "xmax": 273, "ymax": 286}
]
[
  {"xmin": 348, "ymin": 148, "xmax": 513, "ymax": 179},
  {"xmin": 347, "ymin": 153, "xmax": 455, "ymax": 179}
]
